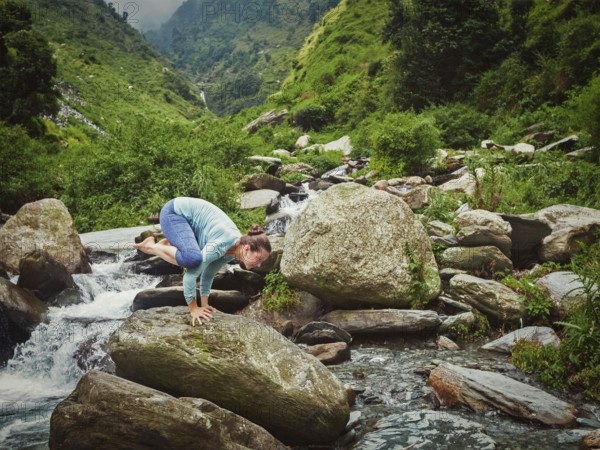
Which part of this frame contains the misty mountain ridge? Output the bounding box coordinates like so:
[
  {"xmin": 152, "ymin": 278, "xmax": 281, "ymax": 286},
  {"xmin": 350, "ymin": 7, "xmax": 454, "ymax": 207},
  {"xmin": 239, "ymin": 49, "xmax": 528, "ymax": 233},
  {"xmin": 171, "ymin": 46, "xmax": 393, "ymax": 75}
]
[{"xmin": 145, "ymin": 0, "xmax": 339, "ymax": 115}]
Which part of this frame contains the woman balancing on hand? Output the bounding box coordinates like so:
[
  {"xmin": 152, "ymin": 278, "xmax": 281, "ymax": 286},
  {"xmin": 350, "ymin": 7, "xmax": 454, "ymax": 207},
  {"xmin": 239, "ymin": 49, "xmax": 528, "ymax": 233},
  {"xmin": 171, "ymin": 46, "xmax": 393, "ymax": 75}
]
[{"xmin": 133, "ymin": 197, "xmax": 271, "ymax": 326}]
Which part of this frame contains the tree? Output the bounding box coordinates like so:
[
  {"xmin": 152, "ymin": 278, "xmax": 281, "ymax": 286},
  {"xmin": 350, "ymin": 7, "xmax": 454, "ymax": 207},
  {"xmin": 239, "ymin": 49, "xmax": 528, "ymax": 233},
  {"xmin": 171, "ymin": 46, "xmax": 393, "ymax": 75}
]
[
  {"xmin": 383, "ymin": 0, "xmax": 507, "ymax": 110},
  {"xmin": 0, "ymin": 0, "xmax": 58, "ymax": 132}
]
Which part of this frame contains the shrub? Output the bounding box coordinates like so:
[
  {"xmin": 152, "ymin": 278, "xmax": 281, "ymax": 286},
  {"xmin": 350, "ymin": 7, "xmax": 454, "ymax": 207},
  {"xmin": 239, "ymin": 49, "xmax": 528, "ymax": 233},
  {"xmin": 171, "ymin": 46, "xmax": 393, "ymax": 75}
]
[
  {"xmin": 261, "ymin": 270, "xmax": 301, "ymax": 312},
  {"xmin": 299, "ymin": 150, "xmax": 343, "ymax": 175},
  {"xmin": 293, "ymin": 104, "xmax": 333, "ymax": 131},
  {"xmin": 568, "ymin": 74, "xmax": 600, "ymax": 162},
  {"xmin": 501, "ymin": 274, "xmax": 554, "ymax": 325},
  {"xmin": 370, "ymin": 111, "xmax": 441, "ymax": 177},
  {"xmin": 424, "ymin": 103, "xmax": 492, "ymax": 149}
]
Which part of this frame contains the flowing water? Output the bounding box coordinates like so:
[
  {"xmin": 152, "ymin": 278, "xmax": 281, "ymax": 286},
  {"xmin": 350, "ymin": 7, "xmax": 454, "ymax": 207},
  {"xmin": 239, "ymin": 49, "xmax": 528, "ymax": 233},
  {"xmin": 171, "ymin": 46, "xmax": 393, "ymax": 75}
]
[{"xmin": 0, "ymin": 257, "xmax": 158, "ymax": 449}]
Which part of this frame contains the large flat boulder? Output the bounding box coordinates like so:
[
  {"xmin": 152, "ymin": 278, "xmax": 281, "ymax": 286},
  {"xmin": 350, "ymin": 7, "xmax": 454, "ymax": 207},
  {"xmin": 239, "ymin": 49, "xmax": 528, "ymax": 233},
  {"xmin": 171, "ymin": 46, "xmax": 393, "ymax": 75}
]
[
  {"xmin": 49, "ymin": 370, "xmax": 286, "ymax": 450},
  {"xmin": 480, "ymin": 326, "xmax": 560, "ymax": 353},
  {"xmin": 535, "ymin": 271, "xmax": 587, "ymax": 312},
  {"xmin": 428, "ymin": 363, "xmax": 577, "ymax": 426},
  {"xmin": 0, "ymin": 199, "xmax": 91, "ymax": 274},
  {"xmin": 240, "ymin": 189, "xmax": 280, "ymax": 210},
  {"xmin": 108, "ymin": 307, "xmax": 349, "ymax": 445},
  {"xmin": 321, "ymin": 309, "xmax": 441, "ymax": 334},
  {"xmin": 439, "ymin": 245, "xmax": 513, "ymax": 274},
  {"xmin": 132, "ymin": 287, "xmax": 249, "ymax": 314},
  {"xmin": 281, "ymin": 183, "xmax": 440, "ymax": 308},
  {"xmin": 445, "ymin": 274, "xmax": 524, "ymax": 325}
]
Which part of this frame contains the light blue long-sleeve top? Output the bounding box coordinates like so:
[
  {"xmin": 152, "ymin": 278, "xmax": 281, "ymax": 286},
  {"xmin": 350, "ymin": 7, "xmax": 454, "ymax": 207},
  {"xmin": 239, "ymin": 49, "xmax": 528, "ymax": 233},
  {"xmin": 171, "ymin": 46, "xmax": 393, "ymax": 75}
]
[{"xmin": 173, "ymin": 197, "xmax": 241, "ymax": 304}]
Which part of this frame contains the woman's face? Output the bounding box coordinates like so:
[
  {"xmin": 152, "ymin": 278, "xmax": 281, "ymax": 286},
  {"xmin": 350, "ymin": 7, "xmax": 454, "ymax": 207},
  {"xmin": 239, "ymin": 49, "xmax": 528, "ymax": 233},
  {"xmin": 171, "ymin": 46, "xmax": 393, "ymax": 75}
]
[{"xmin": 240, "ymin": 245, "xmax": 270, "ymax": 270}]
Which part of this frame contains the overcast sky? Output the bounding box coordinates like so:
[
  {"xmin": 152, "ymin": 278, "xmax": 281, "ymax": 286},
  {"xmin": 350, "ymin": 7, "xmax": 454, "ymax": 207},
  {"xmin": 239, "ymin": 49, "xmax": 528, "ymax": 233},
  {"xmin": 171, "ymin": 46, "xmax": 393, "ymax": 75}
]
[{"xmin": 111, "ymin": 0, "xmax": 185, "ymax": 31}]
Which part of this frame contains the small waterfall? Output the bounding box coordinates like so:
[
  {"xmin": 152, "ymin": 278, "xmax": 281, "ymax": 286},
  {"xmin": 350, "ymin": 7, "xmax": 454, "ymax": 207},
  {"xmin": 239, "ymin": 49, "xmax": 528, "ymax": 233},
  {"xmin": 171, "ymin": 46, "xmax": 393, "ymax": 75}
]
[
  {"xmin": 264, "ymin": 184, "xmax": 319, "ymax": 236},
  {"xmin": 0, "ymin": 256, "xmax": 158, "ymax": 449}
]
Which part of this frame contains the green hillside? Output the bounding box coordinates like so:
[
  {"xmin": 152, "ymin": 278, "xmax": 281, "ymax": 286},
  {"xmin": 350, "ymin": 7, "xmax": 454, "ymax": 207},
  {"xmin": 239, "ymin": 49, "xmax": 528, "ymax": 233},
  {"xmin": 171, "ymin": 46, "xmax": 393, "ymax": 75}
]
[
  {"xmin": 29, "ymin": 0, "xmax": 205, "ymax": 139},
  {"xmin": 145, "ymin": 0, "xmax": 338, "ymax": 116}
]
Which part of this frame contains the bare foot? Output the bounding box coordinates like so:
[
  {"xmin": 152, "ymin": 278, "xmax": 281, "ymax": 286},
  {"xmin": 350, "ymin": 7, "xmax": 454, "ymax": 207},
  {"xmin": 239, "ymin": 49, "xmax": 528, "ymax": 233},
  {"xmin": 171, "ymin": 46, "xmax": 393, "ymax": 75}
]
[
  {"xmin": 133, "ymin": 235, "xmax": 156, "ymax": 254},
  {"xmin": 157, "ymin": 238, "xmax": 171, "ymax": 246}
]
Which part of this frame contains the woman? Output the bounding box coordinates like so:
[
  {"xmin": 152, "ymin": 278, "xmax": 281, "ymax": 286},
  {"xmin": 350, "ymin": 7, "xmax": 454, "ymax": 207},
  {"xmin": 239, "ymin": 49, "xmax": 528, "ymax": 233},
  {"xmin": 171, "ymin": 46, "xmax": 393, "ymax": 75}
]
[{"xmin": 133, "ymin": 197, "xmax": 271, "ymax": 326}]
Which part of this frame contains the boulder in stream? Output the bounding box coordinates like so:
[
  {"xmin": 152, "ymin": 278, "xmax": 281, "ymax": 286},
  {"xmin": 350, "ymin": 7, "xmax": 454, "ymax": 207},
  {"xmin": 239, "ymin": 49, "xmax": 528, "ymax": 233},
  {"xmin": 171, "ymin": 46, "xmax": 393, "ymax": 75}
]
[
  {"xmin": 481, "ymin": 326, "xmax": 560, "ymax": 353},
  {"xmin": 321, "ymin": 309, "xmax": 441, "ymax": 334},
  {"xmin": 428, "ymin": 362, "xmax": 577, "ymax": 426},
  {"xmin": 17, "ymin": 250, "xmax": 77, "ymax": 302},
  {"xmin": 49, "ymin": 370, "xmax": 286, "ymax": 450},
  {"xmin": 0, "ymin": 199, "xmax": 91, "ymax": 274},
  {"xmin": 108, "ymin": 307, "xmax": 349, "ymax": 445},
  {"xmin": 281, "ymin": 183, "xmax": 440, "ymax": 308}
]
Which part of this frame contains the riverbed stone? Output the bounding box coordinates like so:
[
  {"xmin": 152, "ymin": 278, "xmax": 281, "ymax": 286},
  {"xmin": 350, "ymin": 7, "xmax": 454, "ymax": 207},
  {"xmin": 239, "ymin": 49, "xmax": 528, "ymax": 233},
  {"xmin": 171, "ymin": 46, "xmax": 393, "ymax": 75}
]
[
  {"xmin": 438, "ymin": 311, "xmax": 477, "ymax": 334},
  {"xmin": 428, "ymin": 362, "xmax": 577, "ymax": 426},
  {"xmin": 439, "ymin": 245, "xmax": 513, "ymax": 274},
  {"xmin": 535, "ymin": 271, "xmax": 587, "ymax": 312},
  {"xmin": 17, "ymin": 250, "xmax": 77, "ymax": 302},
  {"xmin": 241, "ymin": 173, "xmax": 286, "ymax": 193},
  {"xmin": 387, "ymin": 185, "xmax": 438, "ymax": 210},
  {"xmin": 582, "ymin": 429, "xmax": 600, "ymax": 449},
  {"xmin": 445, "ymin": 274, "xmax": 524, "ymax": 325},
  {"xmin": 436, "ymin": 335, "xmax": 460, "ymax": 350},
  {"xmin": 253, "ymin": 235, "xmax": 284, "ymax": 274},
  {"xmin": 455, "ymin": 209, "xmax": 512, "ymax": 235},
  {"xmin": 439, "ymin": 172, "xmax": 477, "ymax": 195},
  {"xmin": 533, "ymin": 204, "xmax": 600, "ymax": 263},
  {"xmin": 49, "ymin": 370, "xmax": 286, "ymax": 450},
  {"xmin": 480, "ymin": 326, "xmax": 560, "ymax": 353},
  {"xmin": 321, "ymin": 309, "xmax": 441, "ymax": 334},
  {"xmin": 294, "ymin": 321, "xmax": 352, "ymax": 345},
  {"xmin": 108, "ymin": 307, "xmax": 349, "ymax": 445},
  {"xmin": 0, "ymin": 278, "xmax": 48, "ymax": 365},
  {"xmin": 240, "ymin": 189, "xmax": 280, "ymax": 210},
  {"xmin": 427, "ymin": 220, "xmax": 454, "ymax": 237},
  {"xmin": 280, "ymin": 183, "xmax": 440, "ymax": 308},
  {"xmin": 456, "ymin": 225, "xmax": 512, "ymax": 257},
  {"xmin": 0, "ymin": 199, "xmax": 91, "ymax": 274},
  {"xmin": 305, "ymin": 342, "xmax": 350, "ymax": 365},
  {"xmin": 352, "ymin": 410, "xmax": 496, "ymax": 450},
  {"xmin": 128, "ymin": 255, "xmax": 183, "ymax": 276},
  {"xmin": 131, "ymin": 287, "xmax": 249, "ymax": 314}
]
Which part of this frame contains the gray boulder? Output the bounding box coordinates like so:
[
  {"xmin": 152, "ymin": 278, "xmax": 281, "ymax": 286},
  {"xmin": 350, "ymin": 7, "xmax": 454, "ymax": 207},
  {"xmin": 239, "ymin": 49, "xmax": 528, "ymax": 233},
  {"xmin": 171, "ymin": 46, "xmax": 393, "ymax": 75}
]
[
  {"xmin": 537, "ymin": 134, "xmax": 578, "ymax": 153},
  {"xmin": 439, "ymin": 245, "xmax": 513, "ymax": 274},
  {"xmin": 253, "ymin": 235, "xmax": 284, "ymax": 274},
  {"xmin": 321, "ymin": 309, "xmax": 441, "ymax": 334},
  {"xmin": 305, "ymin": 342, "xmax": 350, "ymax": 365},
  {"xmin": 481, "ymin": 326, "xmax": 560, "ymax": 353},
  {"xmin": 17, "ymin": 250, "xmax": 77, "ymax": 302},
  {"xmin": 281, "ymin": 183, "xmax": 440, "ymax": 308},
  {"xmin": 242, "ymin": 173, "xmax": 286, "ymax": 193},
  {"xmin": 240, "ymin": 189, "xmax": 280, "ymax": 210},
  {"xmin": 277, "ymin": 162, "xmax": 318, "ymax": 178},
  {"xmin": 294, "ymin": 321, "xmax": 352, "ymax": 345},
  {"xmin": 108, "ymin": 307, "xmax": 349, "ymax": 445},
  {"xmin": 49, "ymin": 370, "xmax": 286, "ymax": 450},
  {"xmin": 455, "ymin": 209, "xmax": 512, "ymax": 235},
  {"xmin": 244, "ymin": 109, "xmax": 288, "ymax": 134},
  {"xmin": 427, "ymin": 220, "xmax": 454, "ymax": 237},
  {"xmin": 428, "ymin": 363, "xmax": 576, "ymax": 426},
  {"xmin": 534, "ymin": 204, "xmax": 600, "ymax": 263},
  {"xmin": 445, "ymin": 274, "xmax": 524, "ymax": 325},
  {"xmin": 438, "ymin": 311, "xmax": 477, "ymax": 334},
  {"xmin": 0, "ymin": 199, "xmax": 91, "ymax": 274},
  {"xmin": 535, "ymin": 271, "xmax": 587, "ymax": 312},
  {"xmin": 456, "ymin": 225, "xmax": 512, "ymax": 257},
  {"xmin": 132, "ymin": 287, "xmax": 249, "ymax": 314},
  {"xmin": 0, "ymin": 278, "xmax": 48, "ymax": 364},
  {"xmin": 385, "ymin": 185, "xmax": 438, "ymax": 210}
]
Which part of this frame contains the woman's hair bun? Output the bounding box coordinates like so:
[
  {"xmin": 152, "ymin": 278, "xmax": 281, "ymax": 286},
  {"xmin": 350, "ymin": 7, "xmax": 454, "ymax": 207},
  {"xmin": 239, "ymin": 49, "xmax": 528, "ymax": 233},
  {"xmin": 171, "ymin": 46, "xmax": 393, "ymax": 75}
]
[{"xmin": 247, "ymin": 224, "xmax": 265, "ymax": 236}]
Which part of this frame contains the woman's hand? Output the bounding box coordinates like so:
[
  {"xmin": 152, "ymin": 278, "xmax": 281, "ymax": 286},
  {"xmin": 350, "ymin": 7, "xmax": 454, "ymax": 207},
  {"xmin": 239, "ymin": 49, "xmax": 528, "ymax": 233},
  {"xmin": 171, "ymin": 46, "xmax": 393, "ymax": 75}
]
[{"xmin": 188, "ymin": 299, "xmax": 221, "ymax": 326}]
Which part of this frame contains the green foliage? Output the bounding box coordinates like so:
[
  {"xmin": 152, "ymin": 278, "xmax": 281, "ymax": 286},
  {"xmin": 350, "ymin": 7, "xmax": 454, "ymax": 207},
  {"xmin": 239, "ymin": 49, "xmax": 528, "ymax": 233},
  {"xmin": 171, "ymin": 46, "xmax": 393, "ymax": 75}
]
[
  {"xmin": 417, "ymin": 189, "xmax": 461, "ymax": 224},
  {"xmin": 424, "ymin": 103, "xmax": 492, "ymax": 149},
  {"xmin": 281, "ymin": 172, "xmax": 309, "ymax": 184},
  {"xmin": 62, "ymin": 118, "xmax": 252, "ymax": 231},
  {"xmin": 293, "ymin": 104, "xmax": 332, "ymax": 131},
  {"xmin": 261, "ymin": 270, "xmax": 301, "ymax": 312},
  {"xmin": 298, "ymin": 149, "xmax": 343, "ymax": 175},
  {"xmin": 512, "ymin": 239, "xmax": 600, "ymax": 400},
  {"xmin": 0, "ymin": 0, "xmax": 58, "ymax": 132},
  {"xmin": 501, "ymin": 273, "xmax": 553, "ymax": 325},
  {"xmin": 383, "ymin": 0, "xmax": 507, "ymax": 110},
  {"xmin": 446, "ymin": 310, "xmax": 490, "ymax": 343},
  {"xmin": 567, "ymin": 74, "xmax": 600, "ymax": 162},
  {"xmin": 467, "ymin": 152, "xmax": 507, "ymax": 212},
  {"xmin": 0, "ymin": 121, "xmax": 60, "ymax": 212},
  {"xmin": 370, "ymin": 111, "xmax": 441, "ymax": 177},
  {"xmin": 404, "ymin": 242, "xmax": 433, "ymax": 309}
]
